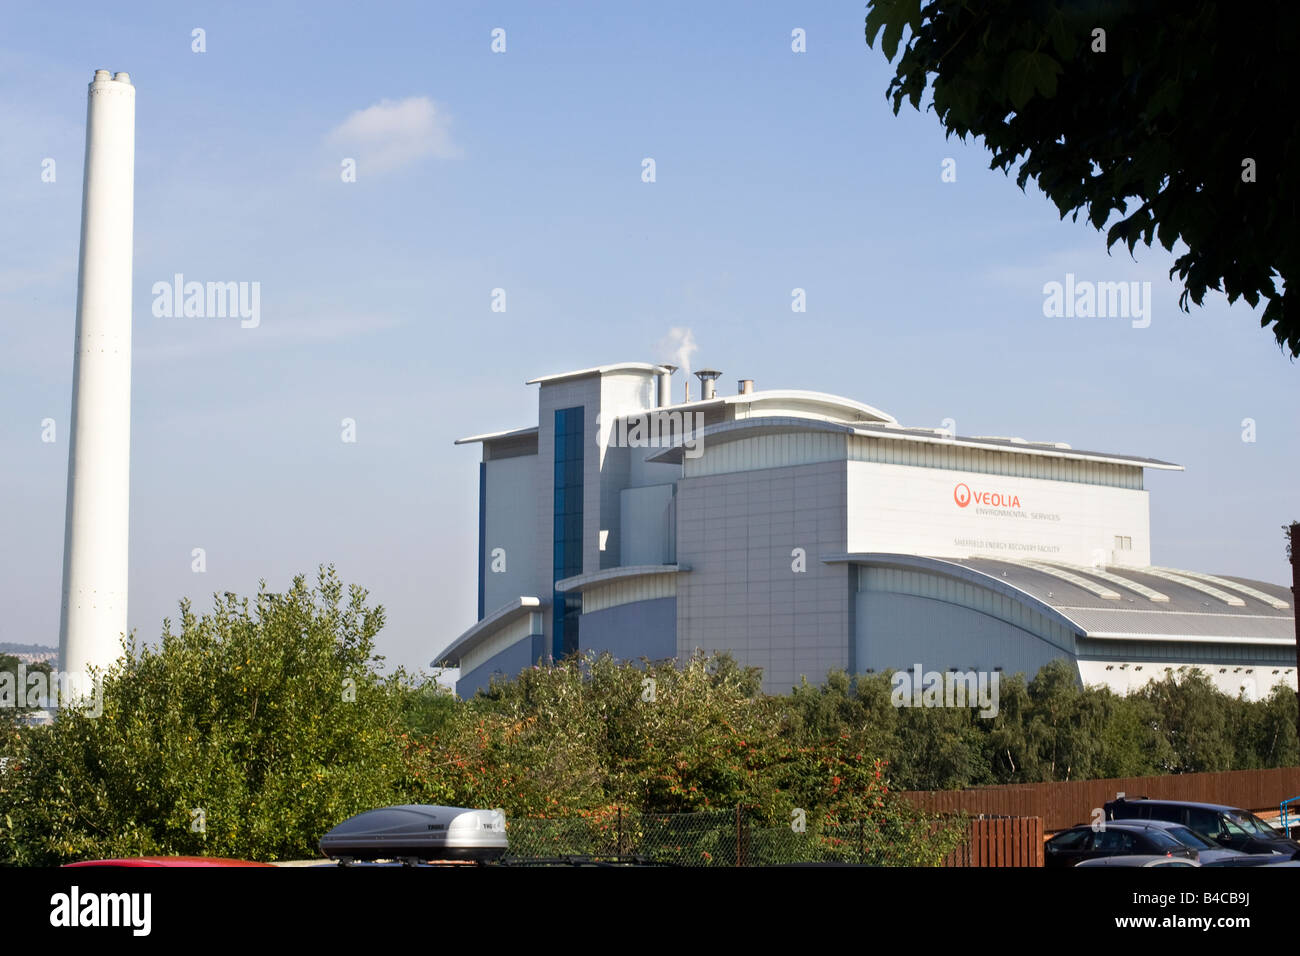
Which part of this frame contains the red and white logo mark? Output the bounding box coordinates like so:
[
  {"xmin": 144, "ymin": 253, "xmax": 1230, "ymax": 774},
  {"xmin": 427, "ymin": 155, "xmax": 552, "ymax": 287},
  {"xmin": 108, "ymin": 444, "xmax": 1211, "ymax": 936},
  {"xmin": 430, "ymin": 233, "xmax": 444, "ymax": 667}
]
[{"xmin": 953, "ymin": 482, "xmax": 1022, "ymax": 509}]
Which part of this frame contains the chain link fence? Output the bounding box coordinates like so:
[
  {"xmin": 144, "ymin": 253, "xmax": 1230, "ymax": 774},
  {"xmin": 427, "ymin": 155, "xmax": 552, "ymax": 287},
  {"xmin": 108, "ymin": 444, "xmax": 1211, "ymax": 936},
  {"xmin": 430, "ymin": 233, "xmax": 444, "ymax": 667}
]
[
  {"xmin": 504, "ymin": 808, "xmax": 738, "ymax": 865},
  {"xmin": 503, "ymin": 807, "xmax": 965, "ymax": 866}
]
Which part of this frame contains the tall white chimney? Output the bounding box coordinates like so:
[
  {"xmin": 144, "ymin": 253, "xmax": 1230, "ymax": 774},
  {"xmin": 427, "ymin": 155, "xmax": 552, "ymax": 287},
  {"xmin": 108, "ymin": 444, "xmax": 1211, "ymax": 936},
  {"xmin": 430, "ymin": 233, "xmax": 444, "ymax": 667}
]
[{"xmin": 59, "ymin": 69, "xmax": 136, "ymax": 687}]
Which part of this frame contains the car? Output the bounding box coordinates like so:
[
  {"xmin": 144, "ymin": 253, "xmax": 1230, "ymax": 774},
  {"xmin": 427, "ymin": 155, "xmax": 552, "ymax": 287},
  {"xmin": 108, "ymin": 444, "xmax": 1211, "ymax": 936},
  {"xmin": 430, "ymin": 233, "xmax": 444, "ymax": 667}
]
[
  {"xmin": 1075, "ymin": 854, "xmax": 1201, "ymax": 867},
  {"xmin": 1044, "ymin": 822, "xmax": 1199, "ymax": 868},
  {"xmin": 1200, "ymin": 852, "xmax": 1293, "ymax": 867},
  {"xmin": 319, "ymin": 805, "xmax": 508, "ymax": 863},
  {"xmin": 1104, "ymin": 797, "xmax": 1300, "ymax": 856},
  {"xmin": 65, "ymin": 857, "xmax": 274, "ymax": 867},
  {"xmin": 1114, "ymin": 818, "xmax": 1252, "ymax": 864}
]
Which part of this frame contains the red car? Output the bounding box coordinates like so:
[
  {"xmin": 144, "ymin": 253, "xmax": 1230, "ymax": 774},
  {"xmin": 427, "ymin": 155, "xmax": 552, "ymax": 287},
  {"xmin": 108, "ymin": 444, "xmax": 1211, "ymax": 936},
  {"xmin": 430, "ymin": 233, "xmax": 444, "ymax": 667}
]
[{"xmin": 65, "ymin": 857, "xmax": 273, "ymax": 867}]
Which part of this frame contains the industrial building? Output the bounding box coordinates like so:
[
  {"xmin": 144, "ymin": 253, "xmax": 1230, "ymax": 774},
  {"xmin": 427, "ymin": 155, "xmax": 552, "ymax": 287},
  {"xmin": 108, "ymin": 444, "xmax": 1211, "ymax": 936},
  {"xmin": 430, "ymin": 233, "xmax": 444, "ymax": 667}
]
[{"xmin": 436, "ymin": 362, "xmax": 1295, "ymax": 700}]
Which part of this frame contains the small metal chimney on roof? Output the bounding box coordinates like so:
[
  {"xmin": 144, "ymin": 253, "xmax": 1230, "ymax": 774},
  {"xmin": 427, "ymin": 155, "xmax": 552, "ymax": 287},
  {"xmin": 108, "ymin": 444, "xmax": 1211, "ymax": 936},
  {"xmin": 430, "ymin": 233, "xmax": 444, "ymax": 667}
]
[
  {"xmin": 657, "ymin": 364, "xmax": 677, "ymax": 407},
  {"xmin": 694, "ymin": 369, "xmax": 722, "ymax": 401},
  {"xmin": 738, "ymin": 378, "xmax": 753, "ymax": 395}
]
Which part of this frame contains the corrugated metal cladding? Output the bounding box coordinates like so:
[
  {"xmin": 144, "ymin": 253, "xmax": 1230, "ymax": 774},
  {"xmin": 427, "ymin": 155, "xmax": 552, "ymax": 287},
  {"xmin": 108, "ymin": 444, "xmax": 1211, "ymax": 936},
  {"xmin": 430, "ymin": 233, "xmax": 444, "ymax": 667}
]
[
  {"xmin": 859, "ymin": 565, "xmax": 1078, "ymax": 652},
  {"xmin": 1075, "ymin": 638, "xmax": 1297, "ymax": 665},
  {"xmin": 483, "ymin": 433, "xmax": 538, "ymax": 461},
  {"xmin": 458, "ymin": 611, "xmax": 543, "ymax": 675},
  {"xmin": 582, "ymin": 573, "xmax": 678, "ymax": 614},
  {"xmin": 847, "ymin": 435, "xmax": 1144, "ymax": 489},
  {"xmin": 856, "ymin": 591, "xmax": 1075, "ymax": 682},
  {"xmin": 682, "ymin": 432, "xmax": 847, "ymax": 478},
  {"xmin": 1057, "ymin": 607, "xmax": 1296, "ymax": 641},
  {"xmin": 678, "ymin": 429, "xmax": 1147, "ymax": 488}
]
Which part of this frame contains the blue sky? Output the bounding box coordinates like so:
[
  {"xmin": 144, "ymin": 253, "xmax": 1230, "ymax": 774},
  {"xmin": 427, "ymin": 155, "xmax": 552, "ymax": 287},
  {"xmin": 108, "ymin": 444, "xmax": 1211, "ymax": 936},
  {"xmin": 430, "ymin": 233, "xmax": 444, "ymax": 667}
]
[{"xmin": 2, "ymin": 1, "xmax": 1296, "ymax": 675}]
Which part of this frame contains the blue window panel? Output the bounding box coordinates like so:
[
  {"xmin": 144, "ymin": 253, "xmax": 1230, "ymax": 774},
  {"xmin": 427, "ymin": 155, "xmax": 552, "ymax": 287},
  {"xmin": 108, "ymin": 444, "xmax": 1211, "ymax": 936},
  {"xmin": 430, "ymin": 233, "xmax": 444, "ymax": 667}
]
[
  {"xmin": 477, "ymin": 462, "xmax": 486, "ymax": 620},
  {"xmin": 552, "ymin": 405, "xmax": 584, "ymax": 660}
]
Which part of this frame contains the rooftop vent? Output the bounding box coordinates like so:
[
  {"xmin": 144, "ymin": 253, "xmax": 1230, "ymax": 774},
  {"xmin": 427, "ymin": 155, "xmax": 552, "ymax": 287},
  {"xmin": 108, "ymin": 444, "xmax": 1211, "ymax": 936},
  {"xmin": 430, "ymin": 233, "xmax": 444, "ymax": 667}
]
[
  {"xmin": 694, "ymin": 369, "xmax": 722, "ymax": 400},
  {"xmin": 657, "ymin": 364, "xmax": 677, "ymax": 408}
]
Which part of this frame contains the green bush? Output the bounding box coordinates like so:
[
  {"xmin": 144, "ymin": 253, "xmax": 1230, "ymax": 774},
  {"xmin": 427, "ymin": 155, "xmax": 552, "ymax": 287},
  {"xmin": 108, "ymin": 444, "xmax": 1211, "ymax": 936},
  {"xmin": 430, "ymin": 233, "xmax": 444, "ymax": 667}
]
[
  {"xmin": 3, "ymin": 565, "xmax": 1291, "ymax": 867},
  {"xmin": 0, "ymin": 568, "xmax": 404, "ymax": 865}
]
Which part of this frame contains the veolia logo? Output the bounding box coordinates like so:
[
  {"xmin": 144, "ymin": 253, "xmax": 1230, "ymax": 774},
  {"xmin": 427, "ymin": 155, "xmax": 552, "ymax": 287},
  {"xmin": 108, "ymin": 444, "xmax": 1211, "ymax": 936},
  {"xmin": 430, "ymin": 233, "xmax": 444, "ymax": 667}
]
[{"xmin": 954, "ymin": 482, "xmax": 1022, "ymax": 509}]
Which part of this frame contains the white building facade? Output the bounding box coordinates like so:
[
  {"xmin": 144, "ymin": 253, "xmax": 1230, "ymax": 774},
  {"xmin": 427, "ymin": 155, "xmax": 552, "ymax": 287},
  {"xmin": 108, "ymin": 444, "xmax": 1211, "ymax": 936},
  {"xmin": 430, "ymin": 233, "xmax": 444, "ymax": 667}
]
[{"xmin": 438, "ymin": 362, "xmax": 1295, "ymax": 700}]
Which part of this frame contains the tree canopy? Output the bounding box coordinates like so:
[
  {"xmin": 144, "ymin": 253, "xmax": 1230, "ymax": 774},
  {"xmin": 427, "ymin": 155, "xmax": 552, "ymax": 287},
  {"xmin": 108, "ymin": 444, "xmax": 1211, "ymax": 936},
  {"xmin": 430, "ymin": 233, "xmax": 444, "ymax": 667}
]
[
  {"xmin": 865, "ymin": 0, "xmax": 1299, "ymax": 356},
  {"xmin": 1, "ymin": 569, "xmax": 1294, "ymax": 864},
  {"xmin": 0, "ymin": 569, "xmax": 408, "ymax": 865}
]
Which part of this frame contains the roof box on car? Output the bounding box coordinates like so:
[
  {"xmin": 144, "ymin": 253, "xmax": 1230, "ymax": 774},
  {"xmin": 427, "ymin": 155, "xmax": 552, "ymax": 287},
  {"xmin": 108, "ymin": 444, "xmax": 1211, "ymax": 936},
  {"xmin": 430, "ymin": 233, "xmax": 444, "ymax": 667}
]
[{"xmin": 320, "ymin": 805, "xmax": 508, "ymax": 863}]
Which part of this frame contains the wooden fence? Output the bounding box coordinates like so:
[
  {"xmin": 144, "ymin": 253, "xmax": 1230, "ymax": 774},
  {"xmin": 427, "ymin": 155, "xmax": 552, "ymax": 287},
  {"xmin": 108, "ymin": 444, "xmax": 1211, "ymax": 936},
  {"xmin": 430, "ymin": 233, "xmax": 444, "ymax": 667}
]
[
  {"xmin": 946, "ymin": 816, "xmax": 1044, "ymax": 867},
  {"xmin": 903, "ymin": 766, "xmax": 1300, "ymax": 833}
]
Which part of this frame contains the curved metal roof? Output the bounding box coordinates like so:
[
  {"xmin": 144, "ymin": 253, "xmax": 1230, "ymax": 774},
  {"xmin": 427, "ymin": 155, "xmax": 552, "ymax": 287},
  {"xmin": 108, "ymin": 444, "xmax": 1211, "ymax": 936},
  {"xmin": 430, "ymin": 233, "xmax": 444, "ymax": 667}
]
[
  {"xmin": 525, "ymin": 363, "xmax": 663, "ymax": 385},
  {"xmin": 555, "ymin": 563, "xmax": 688, "ymax": 593},
  {"xmin": 646, "ymin": 415, "xmax": 1181, "ymax": 470},
  {"xmin": 728, "ymin": 389, "xmax": 896, "ymax": 424},
  {"xmin": 453, "ymin": 425, "xmax": 539, "ymax": 446},
  {"xmin": 433, "ymin": 596, "xmax": 544, "ymax": 666},
  {"xmin": 822, "ymin": 552, "xmax": 1087, "ymax": 638},
  {"xmin": 824, "ymin": 553, "xmax": 1295, "ymax": 646},
  {"xmin": 623, "ymin": 389, "xmax": 896, "ymax": 425}
]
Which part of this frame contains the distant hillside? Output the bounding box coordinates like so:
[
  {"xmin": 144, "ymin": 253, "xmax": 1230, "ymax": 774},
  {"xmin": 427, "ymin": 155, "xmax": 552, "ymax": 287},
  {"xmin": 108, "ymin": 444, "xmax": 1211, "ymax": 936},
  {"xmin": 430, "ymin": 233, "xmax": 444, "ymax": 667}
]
[{"xmin": 0, "ymin": 643, "xmax": 56, "ymax": 660}]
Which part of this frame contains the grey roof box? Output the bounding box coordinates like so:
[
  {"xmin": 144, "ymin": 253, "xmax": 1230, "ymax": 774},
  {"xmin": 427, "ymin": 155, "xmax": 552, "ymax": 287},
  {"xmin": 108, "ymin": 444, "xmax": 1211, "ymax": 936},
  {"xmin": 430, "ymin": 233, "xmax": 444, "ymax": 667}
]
[{"xmin": 320, "ymin": 805, "xmax": 508, "ymax": 862}]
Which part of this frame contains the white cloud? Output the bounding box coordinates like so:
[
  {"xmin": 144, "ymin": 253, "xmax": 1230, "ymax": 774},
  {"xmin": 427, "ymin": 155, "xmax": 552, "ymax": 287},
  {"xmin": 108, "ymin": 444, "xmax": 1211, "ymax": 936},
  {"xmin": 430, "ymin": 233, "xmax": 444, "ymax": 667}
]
[{"xmin": 326, "ymin": 96, "xmax": 462, "ymax": 175}]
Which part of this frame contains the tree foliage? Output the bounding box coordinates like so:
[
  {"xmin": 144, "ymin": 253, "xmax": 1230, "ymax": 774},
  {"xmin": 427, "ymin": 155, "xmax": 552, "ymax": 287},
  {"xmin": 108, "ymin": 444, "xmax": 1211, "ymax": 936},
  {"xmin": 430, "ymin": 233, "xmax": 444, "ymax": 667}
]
[
  {"xmin": 865, "ymin": 0, "xmax": 1300, "ymax": 356},
  {"xmin": 399, "ymin": 652, "xmax": 956, "ymax": 862},
  {"xmin": 782, "ymin": 663, "xmax": 1298, "ymax": 790},
  {"xmin": 0, "ymin": 568, "xmax": 405, "ymax": 865},
  {"xmin": 1, "ymin": 569, "xmax": 1294, "ymax": 865}
]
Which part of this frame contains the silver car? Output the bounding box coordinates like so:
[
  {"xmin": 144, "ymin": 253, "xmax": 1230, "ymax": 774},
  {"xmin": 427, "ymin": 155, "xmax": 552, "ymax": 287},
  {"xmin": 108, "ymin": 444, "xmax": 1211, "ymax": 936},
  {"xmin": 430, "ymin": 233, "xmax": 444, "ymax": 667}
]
[{"xmin": 1076, "ymin": 854, "xmax": 1201, "ymax": 867}]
